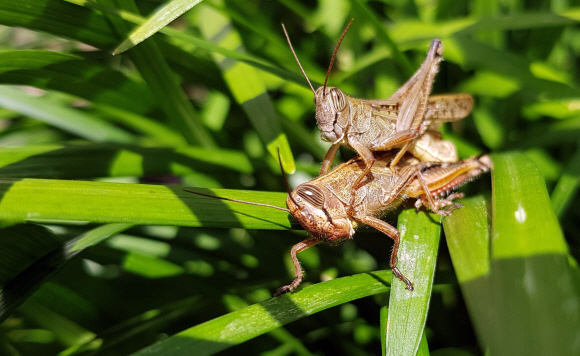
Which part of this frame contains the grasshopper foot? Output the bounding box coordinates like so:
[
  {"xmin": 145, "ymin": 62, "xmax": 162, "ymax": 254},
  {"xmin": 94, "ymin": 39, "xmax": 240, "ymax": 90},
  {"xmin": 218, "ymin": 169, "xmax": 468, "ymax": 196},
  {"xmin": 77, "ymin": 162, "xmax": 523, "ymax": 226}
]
[
  {"xmin": 274, "ymin": 278, "xmax": 302, "ymax": 297},
  {"xmin": 274, "ymin": 285, "xmax": 292, "ymax": 297},
  {"xmin": 392, "ymin": 266, "xmax": 414, "ymax": 291},
  {"xmin": 415, "ymin": 192, "xmax": 465, "ymax": 215}
]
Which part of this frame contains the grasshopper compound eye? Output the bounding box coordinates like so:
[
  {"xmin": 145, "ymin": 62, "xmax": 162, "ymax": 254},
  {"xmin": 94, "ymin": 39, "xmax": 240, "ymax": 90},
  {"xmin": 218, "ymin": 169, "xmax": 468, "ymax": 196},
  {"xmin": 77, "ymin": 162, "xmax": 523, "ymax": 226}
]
[
  {"xmin": 329, "ymin": 87, "xmax": 347, "ymax": 111},
  {"xmin": 294, "ymin": 185, "xmax": 325, "ymax": 208}
]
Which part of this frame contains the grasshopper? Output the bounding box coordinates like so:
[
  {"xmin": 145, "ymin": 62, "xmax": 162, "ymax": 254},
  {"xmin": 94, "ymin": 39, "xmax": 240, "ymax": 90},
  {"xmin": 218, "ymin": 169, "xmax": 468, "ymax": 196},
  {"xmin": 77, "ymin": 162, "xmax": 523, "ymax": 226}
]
[
  {"xmin": 282, "ymin": 21, "xmax": 474, "ymax": 190},
  {"xmin": 185, "ymin": 151, "xmax": 490, "ymax": 295}
]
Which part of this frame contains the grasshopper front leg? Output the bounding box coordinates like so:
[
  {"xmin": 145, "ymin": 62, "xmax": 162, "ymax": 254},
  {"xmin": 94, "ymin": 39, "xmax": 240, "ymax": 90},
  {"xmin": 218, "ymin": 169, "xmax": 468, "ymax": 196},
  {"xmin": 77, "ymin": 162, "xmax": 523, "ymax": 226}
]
[
  {"xmin": 348, "ymin": 129, "xmax": 418, "ymax": 194},
  {"xmin": 275, "ymin": 236, "xmax": 321, "ymax": 296},
  {"xmin": 320, "ymin": 142, "xmax": 341, "ymax": 175}
]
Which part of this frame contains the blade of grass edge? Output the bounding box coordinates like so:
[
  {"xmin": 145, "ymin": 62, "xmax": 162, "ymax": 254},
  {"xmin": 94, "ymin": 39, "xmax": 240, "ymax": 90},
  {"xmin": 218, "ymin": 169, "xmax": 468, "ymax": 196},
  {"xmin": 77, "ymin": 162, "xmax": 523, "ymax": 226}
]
[{"xmin": 385, "ymin": 209, "xmax": 441, "ymax": 355}]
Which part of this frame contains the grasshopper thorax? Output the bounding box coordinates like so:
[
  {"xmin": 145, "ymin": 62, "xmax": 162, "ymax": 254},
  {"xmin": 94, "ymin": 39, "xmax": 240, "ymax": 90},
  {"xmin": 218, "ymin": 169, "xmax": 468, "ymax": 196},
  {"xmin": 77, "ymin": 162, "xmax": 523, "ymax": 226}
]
[
  {"xmin": 287, "ymin": 183, "xmax": 353, "ymax": 243},
  {"xmin": 315, "ymin": 86, "xmax": 348, "ymax": 142}
]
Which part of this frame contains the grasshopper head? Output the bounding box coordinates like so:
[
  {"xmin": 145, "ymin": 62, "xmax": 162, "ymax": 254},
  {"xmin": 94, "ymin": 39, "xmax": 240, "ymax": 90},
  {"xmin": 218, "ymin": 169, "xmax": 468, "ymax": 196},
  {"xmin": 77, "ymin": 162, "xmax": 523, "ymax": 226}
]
[
  {"xmin": 287, "ymin": 183, "xmax": 354, "ymax": 243},
  {"xmin": 314, "ymin": 86, "xmax": 348, "ymax": 142}
]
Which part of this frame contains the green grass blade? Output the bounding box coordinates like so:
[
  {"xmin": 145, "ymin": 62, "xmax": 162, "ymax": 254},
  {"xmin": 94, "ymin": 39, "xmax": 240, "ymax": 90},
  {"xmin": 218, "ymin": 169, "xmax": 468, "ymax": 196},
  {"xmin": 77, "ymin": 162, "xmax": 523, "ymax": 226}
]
[
  {"xmin": 0, "ymin": 50, "xmax": 153, "ymax": 114},
  {"xmin": 94, "ymin": 104, "xmax": 187, "ymax": 146},
  {"xmin": 0, "ymin": 0, "xmax": 309, "ymax": 90},
  {"xmin": 446, "ymin": 35, "xmax": 580, "ymax": 100},
  {"xmin": 350, "ymin": 0, "xmax": 414, "ymax": 77},
  {"xmin": 0, "ymin": 0, "xmax": 117, "ymax": 48},
  {"xmin": 458, "ymin": 12, "xmax": 577, "ymax": 34},
  {"xmin": 0, "ymin": 224, "xmax": 62, "ymax": 287},
  {"xmin": 0, "ymin": 179, "xmax": 291, "ymax": 230},
  {"xmin": 446, "ymin": 153, "xmax": 579, "ymax": 355},
  {"xmin": 442, "ymin": 195, "xmax": 491, "ymax": 347},
  {"xmin": 197, "ymin": 5, "xmax": 295, "ymax": 173},
  {"xmin": 69, "ymin": 223, "xmax": 134, "ymax": 251},
  {"xmin": 0, "ymin": 223, "xmax": 132, "ymax": 322},
  {"xmin": 0, "ymin": 86, "xmax": 136, "ymax": 143},
  {"xmin": 443, "ymin": 195, "xmax": 490, "ymax": 285},
  {"xmin": 98, "ymin": 0, "xmax": 215, "ymax": 148},
  {"xmin": 114, "ymin": 0, "xmax": 204, "ymax": 55},
  {"xmin": 220, "ymin": 294, "xmax": 314, "ymax": 356},
  {"xmin": 385, "ymin": 210, "xmax": 441, "ymax": 355},
  {"xmin": 0, "ymin": 144, "xmax": 252, "ymax": 179},
  {"xmin": 490, "ymin": 152, "xmax": 567, "ymax": 256},
  {"xmin": 130, "ymin": 270, "xmax": 392, "ymax": 356},
  {"xmin": 551, "ymin": 143, "xmax": 580, "ymax": 218}
]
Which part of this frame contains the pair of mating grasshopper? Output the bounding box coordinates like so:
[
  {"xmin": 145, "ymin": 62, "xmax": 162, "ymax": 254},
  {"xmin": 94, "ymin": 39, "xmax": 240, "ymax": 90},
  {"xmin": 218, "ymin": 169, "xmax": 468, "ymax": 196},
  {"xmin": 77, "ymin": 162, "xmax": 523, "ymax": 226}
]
[{"xmin": 187, "ymin": 22, "xmax": 489, "ymax": 295}]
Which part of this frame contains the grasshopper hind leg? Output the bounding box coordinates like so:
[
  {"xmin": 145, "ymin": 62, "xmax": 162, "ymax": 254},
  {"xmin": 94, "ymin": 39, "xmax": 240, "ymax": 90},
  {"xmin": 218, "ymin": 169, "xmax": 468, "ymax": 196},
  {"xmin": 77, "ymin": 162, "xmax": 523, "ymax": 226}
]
[
  {"xmin": 353, "ymin": 214, "xmax": 414, "ymax": 291},
  {"xmin": 274, "ymin": 237, "xmax": 321, "ymax": 296}
]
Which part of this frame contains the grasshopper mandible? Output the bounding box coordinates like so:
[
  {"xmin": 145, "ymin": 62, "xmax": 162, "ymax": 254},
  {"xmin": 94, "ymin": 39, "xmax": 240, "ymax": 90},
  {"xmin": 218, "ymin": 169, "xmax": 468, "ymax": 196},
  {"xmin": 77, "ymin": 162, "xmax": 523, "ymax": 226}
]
[
  {"xmin": 185, "ymin": 151, "xmax": 490, "ymax": 295},
  {"xmin": 282, "ymin": 21, "xmax": 474, "ymax": 189}
]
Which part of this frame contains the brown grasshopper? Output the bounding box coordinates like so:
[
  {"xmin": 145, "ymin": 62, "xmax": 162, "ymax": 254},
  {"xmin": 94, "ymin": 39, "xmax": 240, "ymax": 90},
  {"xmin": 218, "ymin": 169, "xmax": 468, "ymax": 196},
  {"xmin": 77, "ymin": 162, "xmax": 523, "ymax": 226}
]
[
  {"xmin": 185, "ymin": 151, "xmax": 490, "ymax": 295},
  {"xmin": 282, "ymin": 21, "xmax": 474, "ymax": 189}
]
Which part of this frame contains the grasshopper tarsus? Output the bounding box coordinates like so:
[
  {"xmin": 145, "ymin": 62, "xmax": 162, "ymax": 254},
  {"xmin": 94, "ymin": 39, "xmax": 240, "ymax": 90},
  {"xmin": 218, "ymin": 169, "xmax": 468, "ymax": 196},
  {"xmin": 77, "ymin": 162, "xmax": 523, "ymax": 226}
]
[
  {"xmin": 392, "ymin": 266, "xmax": 414, "ymax": 291},
  {"xmin": 274, "ymin": 285, "xmax": 292, "ymax": 297},
  {"xmin": 273, "ymin": 236, "xmax": 320, "ymax": 297}
]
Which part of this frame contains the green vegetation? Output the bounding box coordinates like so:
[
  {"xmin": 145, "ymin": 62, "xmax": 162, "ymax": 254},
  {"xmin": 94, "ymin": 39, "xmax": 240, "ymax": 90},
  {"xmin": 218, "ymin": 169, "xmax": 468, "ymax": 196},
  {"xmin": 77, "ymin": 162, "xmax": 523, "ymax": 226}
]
[{"xmin": 0, "ymin": 0, "xmax": 579, "ymax": 355}]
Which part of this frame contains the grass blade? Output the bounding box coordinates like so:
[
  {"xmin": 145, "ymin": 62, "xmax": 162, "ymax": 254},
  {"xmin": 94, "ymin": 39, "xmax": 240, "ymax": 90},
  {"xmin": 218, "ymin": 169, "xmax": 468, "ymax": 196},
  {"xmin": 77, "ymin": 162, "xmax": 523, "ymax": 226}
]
[
  {"xmin": 445, "ymin": 153, "xmax": 580, "ymax": 355},
  {"xmin": 130, "ymin": 270, "xmax": 392, "ymax": 356},
  {"xmin": 551, "ymin": 143, "xmax": 580, "ymax": 218},
  {"xmin": 114, "ymin": 0, "xmax": 204, "ymax": 55},
  {"xmin": 0, "ymin": 179, "xmax": 291, "ymax": 230},
  {"xmin": 0, "ymin": 144, "xmax": 252, "ymax": 179},
  {"xmin": 197, "ymin": 5, "xmax": 295, "ymax": 173},
  {"xmin": 385, "ymin": 210, "xmax": 441, "ymax": 355},
  {"xmin": 0, "ymin": 86, "xmax": 135, "ymax": 143},
  {"xmin": 0, "ymin": 223, "xmax": 132, "ymax": 322},
  {"xmin": 98, "ymin": 0, "xmax": 215, "ymax": 148}
]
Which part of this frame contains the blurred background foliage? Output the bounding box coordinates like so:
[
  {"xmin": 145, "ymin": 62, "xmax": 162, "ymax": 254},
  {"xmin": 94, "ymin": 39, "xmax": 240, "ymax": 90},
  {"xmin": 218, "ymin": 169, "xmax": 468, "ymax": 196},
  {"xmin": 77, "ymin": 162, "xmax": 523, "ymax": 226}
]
[{"xmin": 0, "ymin": 0, "xmax": 579, "ymax": 355}]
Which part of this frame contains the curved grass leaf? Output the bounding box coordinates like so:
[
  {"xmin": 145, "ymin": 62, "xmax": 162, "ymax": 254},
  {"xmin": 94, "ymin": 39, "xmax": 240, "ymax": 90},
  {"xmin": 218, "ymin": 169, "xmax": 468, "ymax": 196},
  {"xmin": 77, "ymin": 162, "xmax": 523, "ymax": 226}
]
[
  {"xmin": 130, "ymin": 270, "xmax": 392, "ymax": 356},
  {"xmin": 0, "ymin": 144, "xmax": 253, "ymax": 179},
  {"xmin": 444, "ymin": 153, "xmax": 580, "ymax": 355},
  {"xmin": 0, "ymin": 86, "xmax": 136, "ymax": 143},
  {"xmin": 385, "ymin": 210, "xmax": 441, "ymax": 355},
  {"xmin": 0, "ymin": 179, "xmax": 292, "ymax": 230},
  {"xmin": 114, "ymin": 0, "xmax": 205, "ymax": 55}
]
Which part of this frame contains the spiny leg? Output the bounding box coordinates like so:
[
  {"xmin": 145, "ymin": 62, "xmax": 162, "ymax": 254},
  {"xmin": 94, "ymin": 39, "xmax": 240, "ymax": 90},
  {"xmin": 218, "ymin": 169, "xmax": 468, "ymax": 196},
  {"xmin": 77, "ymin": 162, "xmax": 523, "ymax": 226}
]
[
  {"xmin": 274, "ymin": 237, "xmax": 321, "ymax": 296},
  {"xmin": 414, "ymin": 164, "xmax": 455, "ymax": 217},
  {"xmin": 354, "ymin": 214, "xmax": 413, "ymax": 291}
]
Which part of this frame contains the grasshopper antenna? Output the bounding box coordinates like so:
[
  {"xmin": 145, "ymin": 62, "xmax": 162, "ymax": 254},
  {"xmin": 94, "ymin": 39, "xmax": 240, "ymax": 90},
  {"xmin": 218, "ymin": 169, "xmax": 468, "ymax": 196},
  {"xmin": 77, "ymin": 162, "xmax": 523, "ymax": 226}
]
[
  {"xmin": 183, "ymin": 190, "xmax": 290, "ymax": 213},
  {"xmin": 323, "ymin": 18, "xmax": 354, "ymax": 97},
  {"xmin": 277, "ymin": 147, "xmax": 299, "ymax": 207},
  {"xmin": 281, "ymin": 23, "xmax": 316, "ymax": 95}
]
